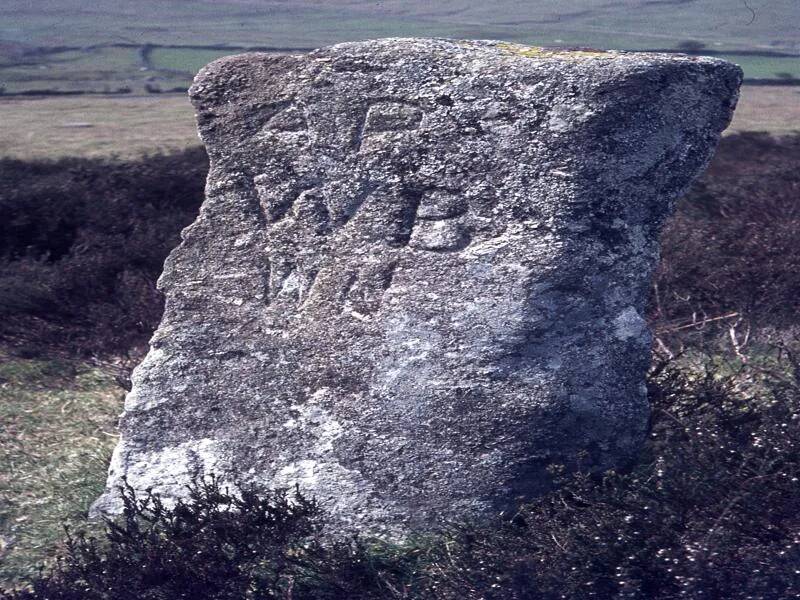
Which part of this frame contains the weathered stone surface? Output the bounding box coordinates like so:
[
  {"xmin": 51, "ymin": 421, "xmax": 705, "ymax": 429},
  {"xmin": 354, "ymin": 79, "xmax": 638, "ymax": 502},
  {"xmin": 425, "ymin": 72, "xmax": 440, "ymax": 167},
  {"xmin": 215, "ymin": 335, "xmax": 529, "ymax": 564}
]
[{"xmin": 94, "ymin": 38, "xmax": 741, "ymax": 534}]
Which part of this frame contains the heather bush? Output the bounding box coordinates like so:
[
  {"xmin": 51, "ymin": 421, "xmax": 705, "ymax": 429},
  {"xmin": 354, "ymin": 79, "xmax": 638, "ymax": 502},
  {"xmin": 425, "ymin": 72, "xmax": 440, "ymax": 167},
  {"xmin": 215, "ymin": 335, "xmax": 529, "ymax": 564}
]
[
  {"xmin": 511, "ymin": 348, "xmax": 800, "ymax": 598},
  {"xmin": 2, "ymin": 344, "xmax": 798, "ymax": 599},
  {"xmin": 652, "ymin": 133, "xmax": 800, "ymax": 352},
  {"xmin": 0, "ymin": 149, "xmax": 207, "ymax": 356}
]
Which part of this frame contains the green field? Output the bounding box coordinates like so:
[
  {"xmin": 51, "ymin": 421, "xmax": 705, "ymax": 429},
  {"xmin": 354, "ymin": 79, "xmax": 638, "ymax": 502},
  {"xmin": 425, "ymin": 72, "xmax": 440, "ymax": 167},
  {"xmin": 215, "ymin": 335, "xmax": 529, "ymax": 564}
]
[
  {"xmin": 0, "ymin": 47, "xmax": 147, "ymax": 93},
  {"xmin": 149, "ymin": 48, "xmax": 232, "ymax": 75},
  {"xmin": 719, "ymin": 53, "xmax": 800, "ymax": 79}
]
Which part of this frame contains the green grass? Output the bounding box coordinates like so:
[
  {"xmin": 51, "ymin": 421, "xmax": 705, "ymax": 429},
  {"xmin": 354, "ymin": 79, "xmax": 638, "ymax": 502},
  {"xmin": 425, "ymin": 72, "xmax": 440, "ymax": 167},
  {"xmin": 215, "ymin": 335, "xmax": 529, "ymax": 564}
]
[
  {"xmin": 0, "ymin": 351, "xmax": 123, "ymax": 587},
  {"xmin": 721, "ymin": 53, "xmax": 800, "ymax": 79},
  {"xmin": 149, "ymin": 48, "xmax": 232, "ymax": 75},
  {"xmin": 51, "ymin": 47, "xmax": 140, "ymax": 73}
]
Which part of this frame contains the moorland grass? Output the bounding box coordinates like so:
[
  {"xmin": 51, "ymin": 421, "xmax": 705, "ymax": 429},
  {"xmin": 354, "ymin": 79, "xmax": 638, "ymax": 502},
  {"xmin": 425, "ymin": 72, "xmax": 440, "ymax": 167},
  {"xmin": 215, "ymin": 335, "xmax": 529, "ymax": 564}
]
[
  {"xmin": 0, "ymin": 352, "xmax": 121, "ymax": 585},
  {"xmin": 0, "ymin": 95, "xmax": 199, "ymax": 160}
]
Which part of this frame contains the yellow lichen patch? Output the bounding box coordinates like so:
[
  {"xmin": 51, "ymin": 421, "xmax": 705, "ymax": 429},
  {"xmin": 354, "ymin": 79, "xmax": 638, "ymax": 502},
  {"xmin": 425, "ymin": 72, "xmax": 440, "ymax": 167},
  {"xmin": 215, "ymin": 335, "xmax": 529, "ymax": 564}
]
[{"xmin": 497, "ymin": 43, "xmax": 611, "ymax": 59}]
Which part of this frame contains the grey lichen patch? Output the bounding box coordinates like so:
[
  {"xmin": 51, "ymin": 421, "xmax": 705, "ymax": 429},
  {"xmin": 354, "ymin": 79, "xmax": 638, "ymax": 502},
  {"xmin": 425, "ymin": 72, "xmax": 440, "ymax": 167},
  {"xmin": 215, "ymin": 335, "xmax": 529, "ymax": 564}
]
[
  {"xmin": 95, "ymin": 37, "xmax": 741, "ymax": 537},
  {"xmin": 409, "ymin": 219, "xmax": 469, "ymax": 251}
]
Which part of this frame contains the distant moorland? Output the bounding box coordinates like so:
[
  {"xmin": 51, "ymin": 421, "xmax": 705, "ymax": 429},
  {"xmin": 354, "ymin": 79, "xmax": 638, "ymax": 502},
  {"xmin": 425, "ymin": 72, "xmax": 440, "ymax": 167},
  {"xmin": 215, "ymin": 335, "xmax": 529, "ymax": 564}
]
[{"xmin": 1, "ymin": 0, "xmax": 798, "ymax": 94}]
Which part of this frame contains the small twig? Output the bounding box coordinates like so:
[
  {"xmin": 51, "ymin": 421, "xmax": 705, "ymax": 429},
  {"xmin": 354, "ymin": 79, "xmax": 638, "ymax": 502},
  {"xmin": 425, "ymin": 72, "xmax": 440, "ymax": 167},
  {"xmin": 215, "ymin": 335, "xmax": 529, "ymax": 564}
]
[
  {"xmin": 729, "ymin": 317, "xmax": 751, "ymax": 362},
  {"xmin": 655, "ymin": 311, "xmax": 740, "ymax": 334},
  {"xmin": 652, "ymin": 283, "xmax": 664, "ymax": 319},
  {"xmin": 654, "ymin": 335, "xmax": 675, "ymax": 360},
  {"xmin": 654, "ymin": 408, "xmax": 691, "ymax": 435},
  {"xmin": 378, "ymin": 573, "xmax": 404, "ymax": 597}
]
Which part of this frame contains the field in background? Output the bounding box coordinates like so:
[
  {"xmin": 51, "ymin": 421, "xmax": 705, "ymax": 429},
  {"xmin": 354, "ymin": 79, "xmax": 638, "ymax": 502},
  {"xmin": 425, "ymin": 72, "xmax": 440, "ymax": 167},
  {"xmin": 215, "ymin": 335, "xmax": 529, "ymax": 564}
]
[
  {"xmin": 4, "ymin": 0, "xmax": 797, "ymax": 50},
  {"xmin": 0, "ymin": 85, "xmax": 796, "ymax": 160},
  {"xmin": 1, "ymin": 46, "xmax": 798, "ymax": 95},
  {"xmin": 0, "ymin": 95, "xmax": 198, "ymax": 159},
  {"xmin": 728, "ymin": 85, "xmax": 800, "ymax": 135},
  {"xmin": 1, "ymin": 0, "xmax": 798, "ymax": 94}
]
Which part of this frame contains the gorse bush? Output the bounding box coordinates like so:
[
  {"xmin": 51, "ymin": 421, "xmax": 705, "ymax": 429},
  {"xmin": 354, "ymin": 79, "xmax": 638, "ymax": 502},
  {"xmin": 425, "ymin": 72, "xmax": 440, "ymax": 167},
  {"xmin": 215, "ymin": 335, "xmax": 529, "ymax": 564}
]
[{"xmin": 3, "ymin": 346, "xmax": 799, "ymax": 599}]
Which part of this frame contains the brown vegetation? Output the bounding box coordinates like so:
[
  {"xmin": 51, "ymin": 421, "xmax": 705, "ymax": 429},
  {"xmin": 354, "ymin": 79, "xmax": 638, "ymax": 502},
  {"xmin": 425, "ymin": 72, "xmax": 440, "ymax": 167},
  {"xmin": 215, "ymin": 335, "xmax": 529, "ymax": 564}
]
[
  {"xmin": 652, "ymin": 132, "xmax": 800, "ymax": 354},
  {"xmin": 0, "ymin": 148, "xmax": 206, "ymax": 358},
  {"xmin": 1, "ymin": 132, "xmax": 797, "ymax": 361}
]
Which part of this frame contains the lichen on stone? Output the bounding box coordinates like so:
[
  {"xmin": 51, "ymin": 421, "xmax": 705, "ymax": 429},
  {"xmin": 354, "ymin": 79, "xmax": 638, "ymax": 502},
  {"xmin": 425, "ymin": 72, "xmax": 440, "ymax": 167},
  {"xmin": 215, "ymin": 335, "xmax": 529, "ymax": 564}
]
[{"xmin": 497, "ymin": 42, "xmax": 612, "ymax": 59}]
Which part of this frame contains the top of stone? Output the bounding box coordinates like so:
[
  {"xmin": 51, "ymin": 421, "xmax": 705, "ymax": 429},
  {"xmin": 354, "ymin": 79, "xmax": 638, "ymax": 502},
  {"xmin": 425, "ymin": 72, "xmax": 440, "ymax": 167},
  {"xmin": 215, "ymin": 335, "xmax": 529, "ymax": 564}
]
[
  {"xmin": 191, "ymin": 38, "xmax": 741, "ymax": 111},
  {"xmin": 309, "ymin": 37, "xmax": 736, "ymax": 67},
  {"xmin": 191, "ymin": 37, "xmax": 741, "ymax": 130}
]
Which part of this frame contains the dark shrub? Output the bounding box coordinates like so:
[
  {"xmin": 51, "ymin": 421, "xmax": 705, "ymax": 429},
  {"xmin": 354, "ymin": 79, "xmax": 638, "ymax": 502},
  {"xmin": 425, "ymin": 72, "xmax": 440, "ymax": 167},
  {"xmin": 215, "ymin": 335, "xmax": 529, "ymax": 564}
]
[
  {"xmin": 510, "ymin": 348, "xmax": 800, "ymax": 598},
  {"xmin": 0, "ymin": 149, "xmax": 207, "ymax": 356},
  {"xmin": 652, "ymin": 133, "xmax": 800, "ymax": 351},
  {"xmin": 0, "ymin": 478, "xmax": 409, "ymax": 600},
  {"xmin": 403, "ymin": 348, "xmax": 800, "ymax": 599}
]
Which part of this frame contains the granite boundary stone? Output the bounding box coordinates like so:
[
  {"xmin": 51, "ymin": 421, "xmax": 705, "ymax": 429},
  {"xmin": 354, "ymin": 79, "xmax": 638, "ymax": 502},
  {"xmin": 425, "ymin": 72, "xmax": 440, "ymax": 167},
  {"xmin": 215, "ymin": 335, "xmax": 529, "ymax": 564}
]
[{"xmin": 93, "ymin": 38, "xmax": 741, "ymax": 535}]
